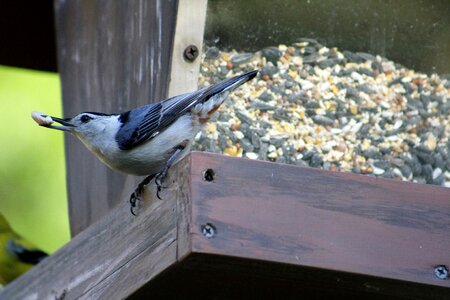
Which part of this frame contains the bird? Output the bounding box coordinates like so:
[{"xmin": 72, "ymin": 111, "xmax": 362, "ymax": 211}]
[
  {"xmin": 0, "ymin": 213, "xmax": 48, "ymax": 285},
  {"xmin": 32, "ymin": 70, "xmax": 258, "ymax": 215}
]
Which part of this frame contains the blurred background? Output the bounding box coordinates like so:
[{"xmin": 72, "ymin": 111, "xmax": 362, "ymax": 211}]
[
  {"xmin": 0, "ymin": 1, "xmax": 69, "ymax": 256},
  {"xmin": 205, "ymin": 0, "xmax": 450, "ymax": 75},
  {"xmin": 0, "ymin": 66, "xmax": 69, "ymax": 253}
]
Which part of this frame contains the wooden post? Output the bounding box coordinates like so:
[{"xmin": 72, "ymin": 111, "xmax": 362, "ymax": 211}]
[
  {"xmin": 167, "ymin": 0, "xmax": 208, "ymax": 98},
  {"xmin": 1, "ymin": 152, "xmax": 449, "ymax": 299},
  {"xmin": 54, "ymin": 0, "xmax": 179, "ymax": 235}
]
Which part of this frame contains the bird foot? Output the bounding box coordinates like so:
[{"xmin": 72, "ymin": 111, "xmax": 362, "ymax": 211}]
[
  {"xmin": 155, "ymin": 170, "xmax": 168, "ymax": 200},
  {"xmin": 129, "ymin": 190, "xmax": 141, "ymax": 216},
  {"xmin": 129, "ymin": 174, "xmax": 155, "ymax": 216},
  {"xmin": 154, "ymin": 141, "xmax": 188, "ymax": 199}
]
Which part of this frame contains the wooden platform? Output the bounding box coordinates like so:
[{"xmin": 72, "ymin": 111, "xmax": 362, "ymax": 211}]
[{"xmin": 1, "ymin": 152, "xmax": 449, "ymax": 299}]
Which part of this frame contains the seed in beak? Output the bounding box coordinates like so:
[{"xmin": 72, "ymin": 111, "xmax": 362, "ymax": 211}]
[{"xmin": 31, "ymin": 111, "xmax": 54, "ymax": 126}]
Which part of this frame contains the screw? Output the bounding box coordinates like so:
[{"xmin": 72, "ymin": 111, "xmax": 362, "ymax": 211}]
[
  {"xmin": 54, "ymin": 289, "xmax": 67, "ymax": 300},
  {"xmin": 203, "ymin": 168, "xmax": 215, "ymax": 182},
  {"xmin": 434, "ymin": 265, "xmax": 449, "ymax": 280},
  {"xmin": 184, "ymin": 45, "xmax": 199, "ymax": 62},
  {"xmin": 201, "ymin": 223, "xmax": 216, "ymax": 238}
]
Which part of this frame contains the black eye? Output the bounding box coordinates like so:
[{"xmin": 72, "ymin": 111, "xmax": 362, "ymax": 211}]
[{"xmin": 80, "ymin": 115, "xmax": 92, "ymax": 123}]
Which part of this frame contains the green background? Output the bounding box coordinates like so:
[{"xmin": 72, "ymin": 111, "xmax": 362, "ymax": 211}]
[{"xmin": 0, "ymin": 65, "xmax": 70, "ymax": 253}]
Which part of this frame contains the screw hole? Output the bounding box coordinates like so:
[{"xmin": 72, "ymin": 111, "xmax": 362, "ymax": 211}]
[{"xmin": 203, "ymin": 168, "xmax": 215, "ymax": 182}]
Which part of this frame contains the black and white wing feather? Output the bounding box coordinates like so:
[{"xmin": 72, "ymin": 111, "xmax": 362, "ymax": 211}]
[{"xmin": 116, "ymin": 70, "xmax": 257, "ymax": 150}]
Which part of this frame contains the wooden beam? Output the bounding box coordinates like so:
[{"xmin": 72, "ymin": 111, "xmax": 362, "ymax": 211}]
[
  {"xmin": 2, "ymin": 152, "xmax": 448, "ymax": 299},
  {"xmin": 0, "ymin": 155, "xmax": 191, "ymax": 300},
  {"xmin": 54, "ymin": 0, "xmax": 179, "ymax": 235},
  {"xmin": 186, "ymin": 152, "xmax": 450, "ymax": 289},
  {"xmin": 167, "ymin": 0, "xmax": 208, "ymax": 97},
  {"xmin": 135, "ymin": 152, "xmax": 450, "ymax": 299}
]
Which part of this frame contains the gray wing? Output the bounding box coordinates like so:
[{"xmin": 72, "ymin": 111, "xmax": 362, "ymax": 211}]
[
  {"xmin": 115, "ymin": 93, "xmax": 198, "ymax": 150},
  {"xmin": 116, "ymin": 70, "xmax": 258, "ymax": 150}
]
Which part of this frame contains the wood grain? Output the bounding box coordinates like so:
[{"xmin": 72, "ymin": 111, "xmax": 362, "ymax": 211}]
[
  {"xmin": 188, "ymin": 152, "xmax": 450, "ymax": 289},
  {"xmin": 54, "ymin": 0, "xmax": 179, "ymax": 235},
  {"xmin": 1, "ymin": 152, "xmax": 448, "ymax": 299},
  {"xmin": 0, "ymin": 157, "xmax": 191, "ymax": 300},
  {"xmin": 167, "ymin": 0, "xmax": 208, "ymax": 98}
]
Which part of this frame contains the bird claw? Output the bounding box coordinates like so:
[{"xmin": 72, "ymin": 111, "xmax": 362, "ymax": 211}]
[
  {"xmin": 156, "ymin": 185, "xmax": 163, "ymax": 200},
  {"xmin": 128, "ymin": 169, "xmax": 168, "ymax": 214},
  {"xmin": 129, "ymin": 174, "xmax": 155, "ymax": 216},
  {"xmin": 130, "ymin": 203, "xmax": 138, "ymax": 216},
  {"xmin": 129, "ymin": 190, "xmax": 141, "ymax": 216},
  {"xmin": 155, "ymin": 170, "xmax": 168, "ymax": 200}
]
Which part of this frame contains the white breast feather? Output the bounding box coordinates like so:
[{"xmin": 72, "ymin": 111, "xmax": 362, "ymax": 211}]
[{"xmin": 108, "ymin": 114, "xmax": 197, "ymax": 175}]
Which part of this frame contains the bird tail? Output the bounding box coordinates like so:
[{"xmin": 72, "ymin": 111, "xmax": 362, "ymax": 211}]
[
  {"xmin": 203, "ymin": 70, "xmax": 258, "ymax": 98},
  {"xmin": 159, "ymin": 70, "xmax": 257, "ymax": 127},
  {"xmin": 193, "ymin": 70, "xmax": 258, "ymax": 121}
]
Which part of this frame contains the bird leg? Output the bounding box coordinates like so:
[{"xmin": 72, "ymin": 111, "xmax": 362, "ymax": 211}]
[
  {"xmin": 155, "ymin": 141, "xmax": 188, "ymax": 199},
  {"xmin": 129, "ymin": 173, "xmax": 155, "ymax": 216}
]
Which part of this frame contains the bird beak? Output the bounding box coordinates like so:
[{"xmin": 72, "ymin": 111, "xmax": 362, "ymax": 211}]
[{"xmin": 47, "ymin": 116, "xmax": 75, "ymax": 131}]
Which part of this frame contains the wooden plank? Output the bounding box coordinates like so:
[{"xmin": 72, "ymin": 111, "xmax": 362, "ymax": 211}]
[
  {"xmin": 54, "ymin": 0, "xmax": 179, "ymax": 235},
  {"xmin": 2, "ymin": 152, "xmax": 448, "ymax": 298},
  {"xmin": 0, "ymin": 157, "xmax": 191, "ymax": 300},
  {"xmin": 188, "ymin": 152, "xmax": 450, "ymax": 289},
  {"xmin": 167, "ymin": 0, "xmax": 208, "ymax": 98}
]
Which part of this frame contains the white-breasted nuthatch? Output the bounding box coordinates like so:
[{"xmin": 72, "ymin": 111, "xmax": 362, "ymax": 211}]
[{"xmin": 32, "ymin": 70, "xmax": 258, "ymax": 215}]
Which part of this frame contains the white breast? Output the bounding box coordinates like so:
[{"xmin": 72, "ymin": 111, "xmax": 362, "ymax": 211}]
[{"xmin": 102, "ymin": 114, "xmax": 198, "ymax": 175}]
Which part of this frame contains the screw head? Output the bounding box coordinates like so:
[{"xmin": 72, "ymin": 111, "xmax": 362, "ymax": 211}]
[
  {"xmin": 201, "ymin": 223, "xmax": 216, "ymax": 238},
  {"xmin": 184, "ymin": 45, "xmax": 199, "ymax": 62},
  {"xmin": 434, "ymin": 265, "xmax": 449, "ymax": 280}
]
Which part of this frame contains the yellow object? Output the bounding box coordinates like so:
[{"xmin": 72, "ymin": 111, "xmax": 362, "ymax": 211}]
[
  {"xmin": 0, "ymin": 66, "xmax": 70, "ymax": 252},
  {"xmin": 224, "ymin": 145, "xmax": 242, "ymax": 157},
  {"xmin": 0, "ymin": 213, "xmax": 48, "ymax": 285}
]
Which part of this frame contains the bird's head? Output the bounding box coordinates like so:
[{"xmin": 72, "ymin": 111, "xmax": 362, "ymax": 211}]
[{"xmin": 37, "ymin": 112, "xmax": 120, "ymax": 143}]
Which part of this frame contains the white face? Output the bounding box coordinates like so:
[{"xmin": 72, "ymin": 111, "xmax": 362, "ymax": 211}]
[
  {"xmin": 70, "ymin": 113, "xmax": 109, "ymax": 136},
  {"xmin": 47, "ymin": 112, "xmax": 107, "ymax": 132},
  {"xmin": 48, "ymin": 113, "xmax": 119, "ymax": 142},
  {"xmin": 47, "ymin": 112, "xmax": 122, "ymax": 158}
]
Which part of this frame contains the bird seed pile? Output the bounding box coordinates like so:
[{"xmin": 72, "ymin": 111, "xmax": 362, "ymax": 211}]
[{"xmin": 193, "ymin": 38, "xmax": 450, "ymax": 188}]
